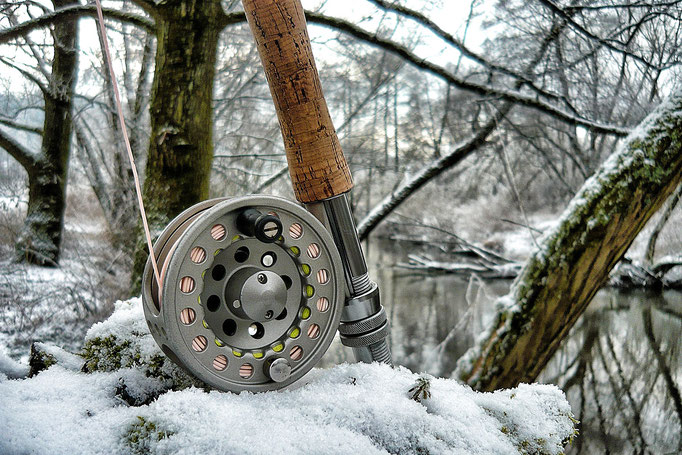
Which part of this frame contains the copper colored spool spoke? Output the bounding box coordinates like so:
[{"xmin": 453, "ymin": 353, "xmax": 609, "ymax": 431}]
[
  {"xmin": 192, "ymin": 336, "xmax": 207, "ymax": 352},
  {"xmin": 213, "ymin": 355, "xmax": 228, "ymax": 371},
  {"xmin": 289, "ymin": 223, "xmax": 303, "ymax": 239},
  {"xmin": 190, "ymin": 246, "xmax": 207, "ymax": 263},
  {"xmin": 306, "ymin": 243, "xmax": 320, "ymax": 259},
  {"xmin": 180, "ymin": 276, "xmax": 195, "ymax": 293},
  {"xmin": 307, "ymin": 324, "xmax": 320, "ymax": 339},
  {"xmin": 211, "ymin": 224, "xmax": 227, "ymax": 241},
  {"xmin": 316, "ymin": 269, "xmax": 329, "ymax": 285},
  {"xmin": 290, "ymin": 345, "xmax": 303, "ymax": 361},
  {"xmin": 316, "ymin": 297, "xmax": 330, "ymax": 313},
  {"xmin": 180, "ymin": 308, "xmax": 196, "ymax": 325},
  {"xmin": 239, "ymin": 363, "xmax": 254, "ymax": 379}
]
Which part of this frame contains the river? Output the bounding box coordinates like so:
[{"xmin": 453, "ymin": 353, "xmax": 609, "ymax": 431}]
[{"xmin": 322, "ymin": 239, "xmax": 682, "ymax": 454}]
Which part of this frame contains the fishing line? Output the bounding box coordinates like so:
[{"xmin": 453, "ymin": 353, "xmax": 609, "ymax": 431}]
[{"xmin": 92, "ymin": 0, "xmax": 161, "ymax": 286}]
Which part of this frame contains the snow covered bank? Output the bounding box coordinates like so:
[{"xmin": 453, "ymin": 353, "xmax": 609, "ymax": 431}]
[{"xmin": 0, "ymin": 299, "xmax": 576, "ymax": 455}]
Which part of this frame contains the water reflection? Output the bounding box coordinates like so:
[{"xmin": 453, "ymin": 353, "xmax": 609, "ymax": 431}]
[
  {"xmin": 322, "ymin": 241, "xmax": 682, "ymax": 454},
  {"xmin": 543, "ymin": 290, "xmax": 682, "ymax": 454}
]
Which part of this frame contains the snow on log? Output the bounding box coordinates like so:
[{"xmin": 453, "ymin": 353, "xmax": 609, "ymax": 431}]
[
  {"xmin": 0, "ymin": 344, "xmax": 29, "ymax": 380},
  {"xmin": 399, "ymin": 254, "xmax": 523, "ymax": 279},
  {"xmin": 455, "ymin": 90, "xmax": 682, "ymax": 391},
  {"xmin": 0, "ymin": 298, "xmax": 576, "ymax": 455}
]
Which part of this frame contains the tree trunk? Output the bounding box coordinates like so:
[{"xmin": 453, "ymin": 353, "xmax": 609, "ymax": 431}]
[
  {"xmin": 14, "ymin": 0, "xmax": 78, "ymax": 266},
  {"xmin": 455, "ymin": 90, "xmax": 682, "ymax": 391},
  {"xmin": 130, "ymin": 0, "xmax": 224, "ymax": 291}
]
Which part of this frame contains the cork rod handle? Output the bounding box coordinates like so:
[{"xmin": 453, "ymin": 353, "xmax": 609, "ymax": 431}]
[{"xmin": 242, "ymin": 0, "xmax": 353, "ymax": 203}]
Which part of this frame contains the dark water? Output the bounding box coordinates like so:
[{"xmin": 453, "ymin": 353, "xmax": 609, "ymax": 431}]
[{"xmin": 323, "ymin": 240, "xmax": 682, "ymax": 454}]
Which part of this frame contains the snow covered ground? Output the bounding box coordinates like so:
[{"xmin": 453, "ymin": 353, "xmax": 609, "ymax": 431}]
[
  {"xmin": 0, "ymin": 260, "xmax": 119, "ymax": 359},
  {"xmin": 0, "ymin": 298, "xmax": 576, "ymax": 455},
  {"xmin": 0, "ymin": 184, "xmax": 130, "ymax": 360}
]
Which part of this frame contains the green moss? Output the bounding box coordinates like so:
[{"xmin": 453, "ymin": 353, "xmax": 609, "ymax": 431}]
[
  {"xmin": 562, "ymin": 415, "xmax": 580, "ymax": 447},
  {"xmin": 80, "ymin": 334, "xmax": 203, "ymax": 391},
  {"xmin": 81, "ymin": 336, "xmax": 134, "ymax": 373},
  {"xmin": 28, "ymin": 344, "xmax": 57, "ymax": 377},
  {"xmin": 124, "ymin": 416, "xmax": 174, "ymax": 455},
  {"xmin": 466, "ymin": 100, "xmax": 682, "ymax": 388}
]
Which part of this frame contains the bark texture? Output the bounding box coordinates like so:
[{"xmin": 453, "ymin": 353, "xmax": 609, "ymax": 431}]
[
  {"xmin": 131, "ymin": 0, "xmax": 224, "ymax": 290},
  {"xmin": 13, "ymin": 0, "xmax": 78, "ymax": 266},
  {"xmin": 243, "ymin": 0, "xmax": 353, "ymax": 203},
  {"xmin": 456, "ymin": 90, "xmax": 682, "ymax": 391}
]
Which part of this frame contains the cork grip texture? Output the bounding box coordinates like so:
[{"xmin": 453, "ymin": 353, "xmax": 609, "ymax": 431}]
[{"xmin": 242, "ymin": 0, "xmax": 353, "ymax": 203}]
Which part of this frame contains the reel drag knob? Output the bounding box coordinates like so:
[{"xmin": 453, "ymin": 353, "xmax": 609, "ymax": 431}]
[
  {"xmin": 236, "ymin": 208, "xmax": 282, "ymax": 243},
  {"xmin": 239, "ymin": 271, "xmax": 287, "ymax": 321}
]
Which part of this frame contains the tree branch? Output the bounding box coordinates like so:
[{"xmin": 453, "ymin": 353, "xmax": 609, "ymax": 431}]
[
  {"xmin": 0, "ymin": 5, "xmax": 154, "ymax": 45},
  {"xmin": 642, "ymin": 306, "xmax": 682, "ymax": 449},
  {"xmin": 367, "ymin": 0, "xmax": 567, "ymax": 107},
  {"xmin": 358, "ymin": 105, "xmax": 511, "ymax": 240},
  {"xmin": 219, "ymin": 10, "xmax": 627, "ymax": 135},
  {"xmin": 0, "ymin": 56, "xmax": 48, "ymax": 94},
  {"xmin": 0, "ymin": 116, "xmax": 43, "ymax": 135},
  {"xmin": 645, "ymin": 182, "xmax": 682, "ymax": 264},
  {"xmin": 538, "ymin": 0, "xmax": 671, "ymax": 71},
  {"xmin": 456, "ymin": 89, "xmax": 682, "ymax": 391},
  {"xmin": 0, "ymin": 128, "xmax": 39, "ymax": 171},
  {"xmin": 218, "ymin": 10, "xmax": 246, "ymax": 28},
  {"xmin": 304, "ymin": 12, "xmax": 629, "ymax": 136}
]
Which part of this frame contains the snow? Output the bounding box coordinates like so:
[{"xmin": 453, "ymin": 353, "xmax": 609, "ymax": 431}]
[
  {"xmin": 32, "ymin": 342, "xmax": 83, "ymax": 371},
  {"xmin": 0, "ymin": 298, "xmax": 576, "ymax": 455},
  {"xmin": 0, "ymin": 261, "xmax": 103, "ymax": 358},
  {"xmin": 85, "ymin": 298, "xmax": 161, "ymax": 362},
  {"xmin": 86, "ymin": 298, "xmax": 148, "ymax": 342},
  {"xmin": 0, "ymin": 344, "xmax": 28, "ymax": 379}
]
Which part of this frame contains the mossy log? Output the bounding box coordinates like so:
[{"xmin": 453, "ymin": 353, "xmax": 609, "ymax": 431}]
[{"xmin": 456, "ymin": 90, "xmax": 682, "ymax": 391}]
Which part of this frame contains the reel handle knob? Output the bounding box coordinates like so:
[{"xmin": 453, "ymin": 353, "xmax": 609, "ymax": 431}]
[
  {"xmin": 266, "ymin": 358, "xmax": 292, "ymax": 383},
  {"xmin": 236, "ymin": 208, "xmax": 283, "ymax": 243}
]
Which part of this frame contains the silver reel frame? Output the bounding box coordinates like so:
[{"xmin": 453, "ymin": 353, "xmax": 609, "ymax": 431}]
[{"xmin": 142, "ymin": 195, "xmax": 345, "ymax": 393}]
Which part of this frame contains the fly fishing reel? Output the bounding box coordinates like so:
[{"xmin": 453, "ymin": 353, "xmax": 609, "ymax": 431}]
[
  {"xmin": 138, "ymin": 0, "xmax": 393, "ymax": 393},
  {"xmin": 142, "ymin": 196, "xmax": 346, "ymax": 392}
]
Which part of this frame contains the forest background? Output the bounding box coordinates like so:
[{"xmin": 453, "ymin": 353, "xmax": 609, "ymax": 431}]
[{"xmin": 1, "ymin": 1, "xmax": 681, "ymax": 453}]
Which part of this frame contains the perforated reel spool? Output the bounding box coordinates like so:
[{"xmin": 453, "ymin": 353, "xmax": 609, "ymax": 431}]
[{"xmin": 141, "ymin": 195, "xmax": 345, "ymax": 393}]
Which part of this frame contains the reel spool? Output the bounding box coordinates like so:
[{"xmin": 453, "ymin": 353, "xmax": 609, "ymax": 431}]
[{"xmin": 141, "ymin": 195, "xmax": 345, "ymax": 393}]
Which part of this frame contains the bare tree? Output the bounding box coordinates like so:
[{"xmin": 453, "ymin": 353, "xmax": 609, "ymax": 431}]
[
  {"xmin": 0, "ymin": 0, "xmax": 79, "ymax": 266},
  {"xmin": 74, "ymin": 14, "xmax": 154, "ymax": 252}
]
